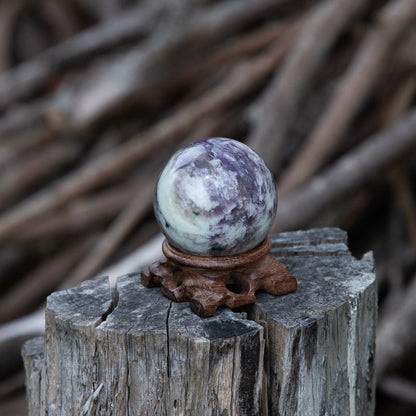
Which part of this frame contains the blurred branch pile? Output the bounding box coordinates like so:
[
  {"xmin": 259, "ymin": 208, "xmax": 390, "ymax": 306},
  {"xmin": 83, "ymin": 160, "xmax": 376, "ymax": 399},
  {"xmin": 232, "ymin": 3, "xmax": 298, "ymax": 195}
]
[{"xmin": 0, "ymin": 0, "xmax": 415, "ymax": 414}]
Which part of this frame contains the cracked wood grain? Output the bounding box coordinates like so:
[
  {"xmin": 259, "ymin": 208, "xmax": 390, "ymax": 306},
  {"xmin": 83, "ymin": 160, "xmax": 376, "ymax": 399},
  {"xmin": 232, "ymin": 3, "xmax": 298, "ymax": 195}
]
[
  {"xmin": 23, "ymin": 228, "xmax": 376, "ymax": 415},
  {"xmin": 252, "ymin": 228, "xmax": 377, "ymax": 415}
]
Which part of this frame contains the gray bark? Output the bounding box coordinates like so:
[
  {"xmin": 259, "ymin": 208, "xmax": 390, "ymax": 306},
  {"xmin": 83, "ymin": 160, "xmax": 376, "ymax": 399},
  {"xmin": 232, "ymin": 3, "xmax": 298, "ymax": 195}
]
[
  {"xmin": 253, "ymin": 228, "xmax": 377, "ymax": 415},
  {"xmin": 22, "ymin": 336, "xmax": 44, "ymax": 416},
  {"xmin": 23, "ymin": 228, "xmax": 376, "ymax": 415}
]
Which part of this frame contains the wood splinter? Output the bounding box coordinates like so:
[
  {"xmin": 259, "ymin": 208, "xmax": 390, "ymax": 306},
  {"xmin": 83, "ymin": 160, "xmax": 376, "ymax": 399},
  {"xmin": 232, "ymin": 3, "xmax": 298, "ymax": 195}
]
[{"xmin": 141, "ymin": 237, "xmax": 297, "ymax": 317}]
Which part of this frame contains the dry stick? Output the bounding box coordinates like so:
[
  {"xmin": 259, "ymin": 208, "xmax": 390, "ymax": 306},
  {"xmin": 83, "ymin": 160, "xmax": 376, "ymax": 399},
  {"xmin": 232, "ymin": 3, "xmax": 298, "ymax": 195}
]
[
  {"xmin": 0, "ymin": 310, "xmax": 44, "ymax": 346},
  {"xmin": 0, "ymin": 246, "xmax": 25, "ymax": 286},
  {"xmin": 0, "ymin": 369, "xmax": 25, "ymax": 399},
  {"xmin": 246, "ymin": 0, "xmax": 368, "ymax": 173},
  {"xmin": 69, "ymin": 0, "xmax": 288, "ymax": 129},
  {"xmin": 376, "ymin": 274, "xmax": 416, "ymax": 380},
  {"xmin": 0, "ymin": 1, "xmax": 165, "ymax": 109},
  {"xmin": 0, "ymin": 97, "xmax": 66, "ymax": 168},
  {"xmin": 0, "ymin": 103, "xmax": 121, "ymax": 167},
  {"xmin": 0, "ymin": 142, "xmax": 80, "ymax": 211},
  {"xmin": 36, "ymin": 0, "xmax": 82, "ymax": 41},
  {"xmin": 279, "ymin": 0, "xmax": 416, "ymax": 196},
  {"xmin": 379, "ymin": 376, "xmax": 416, "ymax": 406},
  {"xmin": 148, "ymin": 19, "xmax": 299, "ymax": 101},
  {"xmin": 385, "ymin": 206, "xmax": 406, "ymax": 294},
  {"xmin": 397, "ymin": 30, "xmax": 416, "ymax": 67},
  {"xmin": 0, "ymin": 18, "xmax": 285, "ymax": 148},
  {"xmin": 388, "ymin": 166, "xmax": 416, "ymax": 249},
  {"xmin": 61, "ymin": 183, "xmax": 155, "ymax": 289},
  {"xmin": 81, "ymin": 0, "xmax": 123, "ymax": 20},
  {"xmin": 15, "ymin": 182, "xmax": 138, "ymax": 242},
  {"xmin": 0, "ymin": 38, "xmax": 294, "ymax": 242},
  {"xmin": 15, "ymin": 145, "xmax": 178, "ymax": 243},
  {"xmin": 384, "ymin": 76, "xmax": 416, "ymax": 249},
  {"xmin": 0, "ymin": 97, "xmax": 52, "ymax": 137},
  {"xmin": 0, "ymin": 130, "xmax": 57, "ymax": 168},
  {"xmin": 274, "ymin": 108, "xmax": 416, "ymax": 232},
  {"xmin": 0, "ymin": 1, "xmax": 292, "ymax": 152},
  {"xmin": 0, "ymin": 236, "xmax": 95, "ymax": 324},
  {"xmin": 0, "ymin": 0, "xmax": 25, "ymax": 72}
]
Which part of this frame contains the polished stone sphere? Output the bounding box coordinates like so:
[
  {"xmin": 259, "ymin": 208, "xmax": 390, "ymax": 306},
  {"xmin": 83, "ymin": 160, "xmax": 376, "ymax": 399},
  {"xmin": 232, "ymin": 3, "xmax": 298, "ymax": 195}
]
[{"xmin": 154, "ymin": 137, "xmax": 277, "ymax": 256}]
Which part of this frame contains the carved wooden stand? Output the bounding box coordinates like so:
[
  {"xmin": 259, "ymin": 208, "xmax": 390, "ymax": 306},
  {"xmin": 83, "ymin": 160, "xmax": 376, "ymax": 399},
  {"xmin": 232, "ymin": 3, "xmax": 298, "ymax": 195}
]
[{"xmin": 141, "ymin": 237, "xmax": 297, "ymax": 317}]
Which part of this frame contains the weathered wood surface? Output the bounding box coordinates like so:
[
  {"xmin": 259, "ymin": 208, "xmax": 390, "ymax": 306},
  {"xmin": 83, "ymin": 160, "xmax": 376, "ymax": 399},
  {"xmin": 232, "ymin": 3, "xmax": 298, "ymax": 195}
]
[
  {"xmin": 23, "ymin": 228, "xmax": 376, "ymax": 416},
  {"xmin": 22, "ymin": 336, "xmax": 43, "ymax": 416},
  {"xmin": 254, "ymin": 228, "xmax": 377, "ymax": 415}
]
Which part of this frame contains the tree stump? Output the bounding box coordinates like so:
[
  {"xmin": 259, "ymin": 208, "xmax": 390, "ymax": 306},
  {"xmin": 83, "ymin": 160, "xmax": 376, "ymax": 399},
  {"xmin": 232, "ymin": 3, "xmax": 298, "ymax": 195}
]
[{"xmin": 23, "ymin": 228, "xmax": 377, "ymax": 416}]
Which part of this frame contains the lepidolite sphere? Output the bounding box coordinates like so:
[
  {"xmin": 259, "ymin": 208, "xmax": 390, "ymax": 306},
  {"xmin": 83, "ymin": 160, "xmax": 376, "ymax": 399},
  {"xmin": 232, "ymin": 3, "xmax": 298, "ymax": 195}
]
[{"xmin": 154, "ymin": 137, "xmax": 277, "ymax": 256}]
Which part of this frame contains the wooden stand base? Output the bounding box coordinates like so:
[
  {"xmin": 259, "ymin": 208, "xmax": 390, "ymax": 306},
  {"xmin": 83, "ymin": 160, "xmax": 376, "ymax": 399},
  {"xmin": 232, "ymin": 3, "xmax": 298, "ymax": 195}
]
[{"xmin": 141, "ymin": 237, "xmax": 297, "ymax": 317}]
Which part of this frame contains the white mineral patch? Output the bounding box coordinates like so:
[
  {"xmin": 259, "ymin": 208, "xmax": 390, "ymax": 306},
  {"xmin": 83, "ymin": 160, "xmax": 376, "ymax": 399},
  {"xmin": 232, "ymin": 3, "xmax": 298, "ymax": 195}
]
[{"xmin": 180, "ymin": 174, "xmax": 219, "ymax": 212}]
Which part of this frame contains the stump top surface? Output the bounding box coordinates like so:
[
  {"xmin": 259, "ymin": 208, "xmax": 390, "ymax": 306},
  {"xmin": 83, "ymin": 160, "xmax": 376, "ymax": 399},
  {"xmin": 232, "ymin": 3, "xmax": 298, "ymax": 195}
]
[
  {"xmin": 100, "ymin": 273, "xmax": 263, "ymax": 340},
  {"xmin": 259, "ymin": 227, "xmax": 375, "ymax": 328},
  {"xmin": 46, "ymin": 227, "xmax": 375, "ymax": 333},
  {"xmin": 46, "ymin": 272, "xmax": 263, "ymax": 342}
]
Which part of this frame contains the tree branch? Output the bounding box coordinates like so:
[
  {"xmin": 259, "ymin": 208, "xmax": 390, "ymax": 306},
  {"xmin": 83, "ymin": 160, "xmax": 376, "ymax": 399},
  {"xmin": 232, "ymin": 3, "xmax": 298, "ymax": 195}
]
[
  {"xmin": 247, "ymin": 0, "xmax": 368, "ymax": 173},
  {"xmin": 279, "ymin": 0, "xmax": 416, "ymax": 195},
  {"xmin": 275, "ymin": 108, "xmax": 416, "ymax": 231},
  {"xmin": 0, "ymin": 37, "xmax": 295, "ymax": 241}
]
